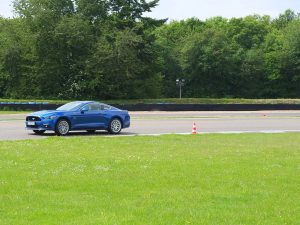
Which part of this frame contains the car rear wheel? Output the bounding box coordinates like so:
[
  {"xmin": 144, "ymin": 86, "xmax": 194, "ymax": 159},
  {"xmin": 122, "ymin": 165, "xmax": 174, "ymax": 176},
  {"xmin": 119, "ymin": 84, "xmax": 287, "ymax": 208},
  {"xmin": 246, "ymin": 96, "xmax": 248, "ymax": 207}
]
[
  {"xmin": 33, "ymin": 130, "xmax": 46, "ymax": 135},
  {"xmin": 108, "ymin": 118, "xmax": 122, "ymax": 134},
  {"xmin": 55, "ymin": 119, "xmax": 70, "ymax": 136}
]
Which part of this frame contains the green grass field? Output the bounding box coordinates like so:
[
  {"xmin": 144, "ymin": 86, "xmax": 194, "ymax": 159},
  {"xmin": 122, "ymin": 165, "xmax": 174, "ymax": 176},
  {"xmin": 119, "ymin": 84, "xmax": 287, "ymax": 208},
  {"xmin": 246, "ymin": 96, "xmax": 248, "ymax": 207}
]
[{"xmin": 0, "ymin": 134, "xmax": 299, "ymax": 225}]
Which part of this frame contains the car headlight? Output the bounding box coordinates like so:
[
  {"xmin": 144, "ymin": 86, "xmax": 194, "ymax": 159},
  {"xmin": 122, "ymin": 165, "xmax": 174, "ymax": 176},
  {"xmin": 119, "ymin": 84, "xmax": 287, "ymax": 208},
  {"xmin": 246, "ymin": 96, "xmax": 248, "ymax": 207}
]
[{"xmin": 44, "ymin": 115, "xmax": 57, "ymax": 120}]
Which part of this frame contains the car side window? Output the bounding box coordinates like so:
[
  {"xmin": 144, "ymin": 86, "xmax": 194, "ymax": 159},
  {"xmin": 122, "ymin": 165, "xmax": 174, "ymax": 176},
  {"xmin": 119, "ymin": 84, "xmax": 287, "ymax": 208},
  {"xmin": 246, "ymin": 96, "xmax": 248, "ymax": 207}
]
[
  {"xmin": 89, "ymin": 103, "xmax": 102, "ymax": 111},
  {"xmin": 99, "ymin": 104, "xmax": 111, "ymax": 110},
  {"xmin": 81, "ymin": 103, "xmax": 111, "ymax": 112}
]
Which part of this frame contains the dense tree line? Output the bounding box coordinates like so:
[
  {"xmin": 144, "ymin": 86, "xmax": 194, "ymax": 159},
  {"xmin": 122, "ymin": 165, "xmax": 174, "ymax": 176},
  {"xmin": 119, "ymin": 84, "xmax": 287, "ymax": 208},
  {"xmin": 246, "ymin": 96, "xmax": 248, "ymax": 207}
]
[
  {"xmin": 156, "ymin": 10, "xmax": 300, "ymax": 98},
  {"xmin": 0, "ymin": 1, "xmax": 300, "ymax": 99}
]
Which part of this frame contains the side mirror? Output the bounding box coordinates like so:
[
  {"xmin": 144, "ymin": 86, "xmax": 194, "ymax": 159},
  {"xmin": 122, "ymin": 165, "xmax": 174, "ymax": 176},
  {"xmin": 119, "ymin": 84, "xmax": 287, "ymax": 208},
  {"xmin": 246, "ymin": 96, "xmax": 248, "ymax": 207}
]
[{"xmin": 80, "ymin": 107, "xmax": 89, "ymax": 113}]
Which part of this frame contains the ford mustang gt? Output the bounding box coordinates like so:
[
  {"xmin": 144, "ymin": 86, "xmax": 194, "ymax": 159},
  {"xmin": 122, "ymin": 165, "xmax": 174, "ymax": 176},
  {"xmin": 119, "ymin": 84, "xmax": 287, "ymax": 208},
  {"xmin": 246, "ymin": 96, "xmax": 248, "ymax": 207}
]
[{"xmin": 25, "ymin": 101, "xmax": 130, "ymax": 136}]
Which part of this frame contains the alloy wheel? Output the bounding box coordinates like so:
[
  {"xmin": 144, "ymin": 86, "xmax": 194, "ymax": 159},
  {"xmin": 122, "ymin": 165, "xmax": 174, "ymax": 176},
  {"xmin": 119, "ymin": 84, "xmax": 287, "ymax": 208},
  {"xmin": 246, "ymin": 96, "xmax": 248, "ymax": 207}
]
[
  {"xmin": 57, "ymin": 120, "xmax": 70, "ymax": 136},
  {"xmin": 110, "ymin": 119, "xmax": 122, "ymax": 134}
]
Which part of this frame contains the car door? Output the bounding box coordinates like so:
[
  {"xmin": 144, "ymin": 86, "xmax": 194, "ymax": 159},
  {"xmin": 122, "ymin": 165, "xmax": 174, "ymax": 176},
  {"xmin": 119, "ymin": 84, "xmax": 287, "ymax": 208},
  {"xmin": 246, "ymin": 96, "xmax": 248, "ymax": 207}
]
[{"xmin": 76, "ymin": 103, "xmax": 106, "ymax": 129}]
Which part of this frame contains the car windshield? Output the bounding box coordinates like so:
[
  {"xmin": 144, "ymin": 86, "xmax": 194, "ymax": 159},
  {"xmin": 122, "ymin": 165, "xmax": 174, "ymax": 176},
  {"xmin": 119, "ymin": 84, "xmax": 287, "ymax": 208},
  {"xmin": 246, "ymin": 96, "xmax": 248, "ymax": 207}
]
[{"xmin": 56, "ymin": 102, "xmax": 84, "ymax": 111}]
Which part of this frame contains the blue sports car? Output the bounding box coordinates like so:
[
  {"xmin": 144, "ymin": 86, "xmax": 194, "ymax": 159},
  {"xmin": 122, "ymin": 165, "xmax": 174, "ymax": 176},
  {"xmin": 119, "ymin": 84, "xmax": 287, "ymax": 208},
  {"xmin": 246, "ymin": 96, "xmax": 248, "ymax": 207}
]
[{"xmin": 25, "ymin": 101, "xmax": 130, "ymax": 136}]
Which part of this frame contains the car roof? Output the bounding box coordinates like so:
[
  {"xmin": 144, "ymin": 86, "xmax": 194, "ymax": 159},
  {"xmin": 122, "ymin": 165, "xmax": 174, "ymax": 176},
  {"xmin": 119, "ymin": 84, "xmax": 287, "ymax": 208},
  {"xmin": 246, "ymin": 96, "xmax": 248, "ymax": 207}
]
[
  {"xmin": 72, "ymin": 101, "xmax": 96, "ymax": 104},
  {"xmin": 70, "ymin": 101, "xmax": 117, "ymax": 110},
  {"xmin": 72, "ymin": 101, "xmax": 110, "ymax": 105}
]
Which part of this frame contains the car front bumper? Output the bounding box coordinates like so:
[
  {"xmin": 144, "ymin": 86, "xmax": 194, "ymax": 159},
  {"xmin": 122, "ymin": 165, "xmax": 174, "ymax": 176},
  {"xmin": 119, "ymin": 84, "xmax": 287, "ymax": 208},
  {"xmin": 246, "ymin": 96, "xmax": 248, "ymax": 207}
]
[{"xmin": 25, "ymin": 120, "xmax": 55, "ymax": 131}]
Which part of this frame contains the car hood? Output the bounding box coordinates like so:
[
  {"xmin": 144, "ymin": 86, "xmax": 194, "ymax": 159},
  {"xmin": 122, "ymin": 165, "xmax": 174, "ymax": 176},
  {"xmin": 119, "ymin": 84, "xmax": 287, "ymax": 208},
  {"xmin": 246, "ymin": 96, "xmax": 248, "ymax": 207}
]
[{"xmin": 28, "ymin": 110, "xmax": 65, "ymax": 118}]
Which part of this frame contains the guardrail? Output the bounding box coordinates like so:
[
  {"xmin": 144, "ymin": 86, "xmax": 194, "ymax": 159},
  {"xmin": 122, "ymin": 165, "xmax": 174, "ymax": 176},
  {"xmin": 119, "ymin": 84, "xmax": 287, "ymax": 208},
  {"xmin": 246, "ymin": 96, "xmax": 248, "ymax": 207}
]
[{"xmin": 1, "ymin": 102, "xmax": 300, "ymax": 111}]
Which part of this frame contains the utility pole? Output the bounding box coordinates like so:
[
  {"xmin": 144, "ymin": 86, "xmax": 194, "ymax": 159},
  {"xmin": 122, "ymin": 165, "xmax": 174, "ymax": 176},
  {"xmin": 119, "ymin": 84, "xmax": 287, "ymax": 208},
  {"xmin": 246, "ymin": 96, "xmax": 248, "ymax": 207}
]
[{"xmin": 176, "ymin": 79, "xmax": 185, "ymax": 99}]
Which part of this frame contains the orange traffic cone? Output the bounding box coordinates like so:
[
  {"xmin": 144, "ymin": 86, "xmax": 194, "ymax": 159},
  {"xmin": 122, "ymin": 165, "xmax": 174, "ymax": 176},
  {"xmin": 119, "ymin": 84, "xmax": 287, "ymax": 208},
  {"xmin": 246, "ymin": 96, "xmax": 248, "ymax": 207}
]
[{"xmin": 192, "ymin": 122, "xmax": 197, "ymax": 134}]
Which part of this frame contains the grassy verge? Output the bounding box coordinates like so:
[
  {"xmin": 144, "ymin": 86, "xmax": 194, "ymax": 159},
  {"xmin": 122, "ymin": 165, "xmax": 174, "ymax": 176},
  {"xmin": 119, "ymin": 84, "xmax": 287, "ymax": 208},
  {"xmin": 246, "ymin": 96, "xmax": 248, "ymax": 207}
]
[
  {"xmin": 0, "ymin": 111, "xmax": 31, "ymax": 114},
  {"xmin": 0, "ymin": 134, "xmax": 299, "ymax": 225},
  {"xmin": 1, "ymin": 98, "xmax": 300, "ymax": 105}
]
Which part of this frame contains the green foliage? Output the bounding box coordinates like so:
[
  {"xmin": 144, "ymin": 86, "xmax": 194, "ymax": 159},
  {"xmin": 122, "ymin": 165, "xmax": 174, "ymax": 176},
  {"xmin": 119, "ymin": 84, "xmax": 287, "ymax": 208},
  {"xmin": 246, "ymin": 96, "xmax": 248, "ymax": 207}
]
[
  {"xmin": 0, "ymin": 0, "xmax": 162, "ymax": 100},
  {"xmin": 280, "ymin": 20, "xmax": 300, "ymax": 97},
  {"xmin": 182, "ymin": 28, "xmax": 238, "ymax": 97},
  {"xmin": 82, "ymin": 24, "xmax": 162, "ymax": 99},
  {"xmin": 0, "ymin": 5, "xmax": 300, "ymax": 99},
  {"xmin": 155, "ymin": 10, "xmax": 300, "ymax": 98},
  {"xmin": 0, "ymin": 17, "xmax": 37, "ymax": 98},
  {"xmin": 154, "ymin": 18, "xmax": 204, "ymax": 97}
]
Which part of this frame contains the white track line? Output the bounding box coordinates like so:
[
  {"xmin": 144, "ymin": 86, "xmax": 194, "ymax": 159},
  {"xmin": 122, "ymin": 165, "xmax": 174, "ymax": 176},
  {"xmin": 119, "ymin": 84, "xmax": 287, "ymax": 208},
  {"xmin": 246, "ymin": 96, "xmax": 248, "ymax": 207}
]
[
  {"xmin": 110, "ymin": 130, "xmax": 300, "ymax": 137},
  {"xmin": 204, "ymin": 130, "xmax": 300, "ymax": 134}
]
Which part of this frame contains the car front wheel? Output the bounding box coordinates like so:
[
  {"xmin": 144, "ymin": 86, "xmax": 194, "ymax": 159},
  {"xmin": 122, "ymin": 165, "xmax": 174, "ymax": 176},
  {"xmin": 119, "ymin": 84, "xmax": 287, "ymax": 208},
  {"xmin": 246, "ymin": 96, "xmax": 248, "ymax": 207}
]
[
  {"xmin": 108, "ymin": 118, "xmax": 122, "ymax": 134},
  {"xmin": 55, "ymin": 119, "xmax": 70, "ymax": 136},
  {"xmin": 33, "ymin": 130, "xmax": 46, "ymax": 135}
]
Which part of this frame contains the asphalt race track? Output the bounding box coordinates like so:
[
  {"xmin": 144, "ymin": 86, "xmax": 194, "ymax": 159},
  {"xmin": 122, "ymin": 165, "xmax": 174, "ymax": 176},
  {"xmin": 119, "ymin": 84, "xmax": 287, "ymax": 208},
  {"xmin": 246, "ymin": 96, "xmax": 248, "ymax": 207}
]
[{"xmin": 0, "ymin": 111, "xmax": 300, "ymax": 140}]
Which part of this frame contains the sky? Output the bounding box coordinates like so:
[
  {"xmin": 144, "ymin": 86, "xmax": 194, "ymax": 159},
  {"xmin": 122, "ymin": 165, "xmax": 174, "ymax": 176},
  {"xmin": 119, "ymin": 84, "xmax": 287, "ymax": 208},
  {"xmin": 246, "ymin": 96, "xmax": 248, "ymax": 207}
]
[{"xmin": 0, "ymin": 0, "xmax": 300, "ymax": 20}]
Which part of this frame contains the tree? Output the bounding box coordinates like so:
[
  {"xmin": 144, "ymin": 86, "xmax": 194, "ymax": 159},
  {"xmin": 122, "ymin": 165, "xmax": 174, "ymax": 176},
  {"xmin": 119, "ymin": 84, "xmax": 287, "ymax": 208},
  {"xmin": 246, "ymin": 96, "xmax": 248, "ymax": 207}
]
[
  {"xmin": 9, "ymin": 0, "xmax": 163, "ymax": 99},
  {"xmin": 2, "ymin": 4, "xmax": 300, "ymax": 100},
  {"xmin": 182, "ymin": 28, "xmax": 240, "ymax": 97},
  {"xmin": 0, "ymin": 17, "xmax": 37, "ymax": 98},
  {"xmin": 154, "ymin": 18, "xmax": 204, "ymax": 97},
  {"xmin": 228, "ymin": 15, "xmax": 271, "ymax": 50},
  {"xmin": 83, "ymin": 25, "xmax": 162, "ymax": 99},
  {"xmin": 273, "ymin": 9, "xmax": 299, "ymax": 29},
  {"xmin": 280, "ymin": 20, "xmax": 300, "ymax": 97}
]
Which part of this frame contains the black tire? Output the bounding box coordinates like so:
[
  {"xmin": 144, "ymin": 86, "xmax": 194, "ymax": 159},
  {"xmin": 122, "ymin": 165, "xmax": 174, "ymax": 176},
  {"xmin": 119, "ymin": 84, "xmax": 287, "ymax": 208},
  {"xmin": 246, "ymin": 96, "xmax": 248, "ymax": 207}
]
[
  {"xmin": 33, "ymin": 130, "xmax": 46, "ymax": 135},
  {"xmin": 87, "ymin": 130, "xmax": 96, "ymax": 134},
  {"xmin": 108, "ymin": 118, "xmax": 122, "ymax": 134},
  {"xmin": 55, "ymin": 119, "xmax": 70, "ymax": 136}
]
